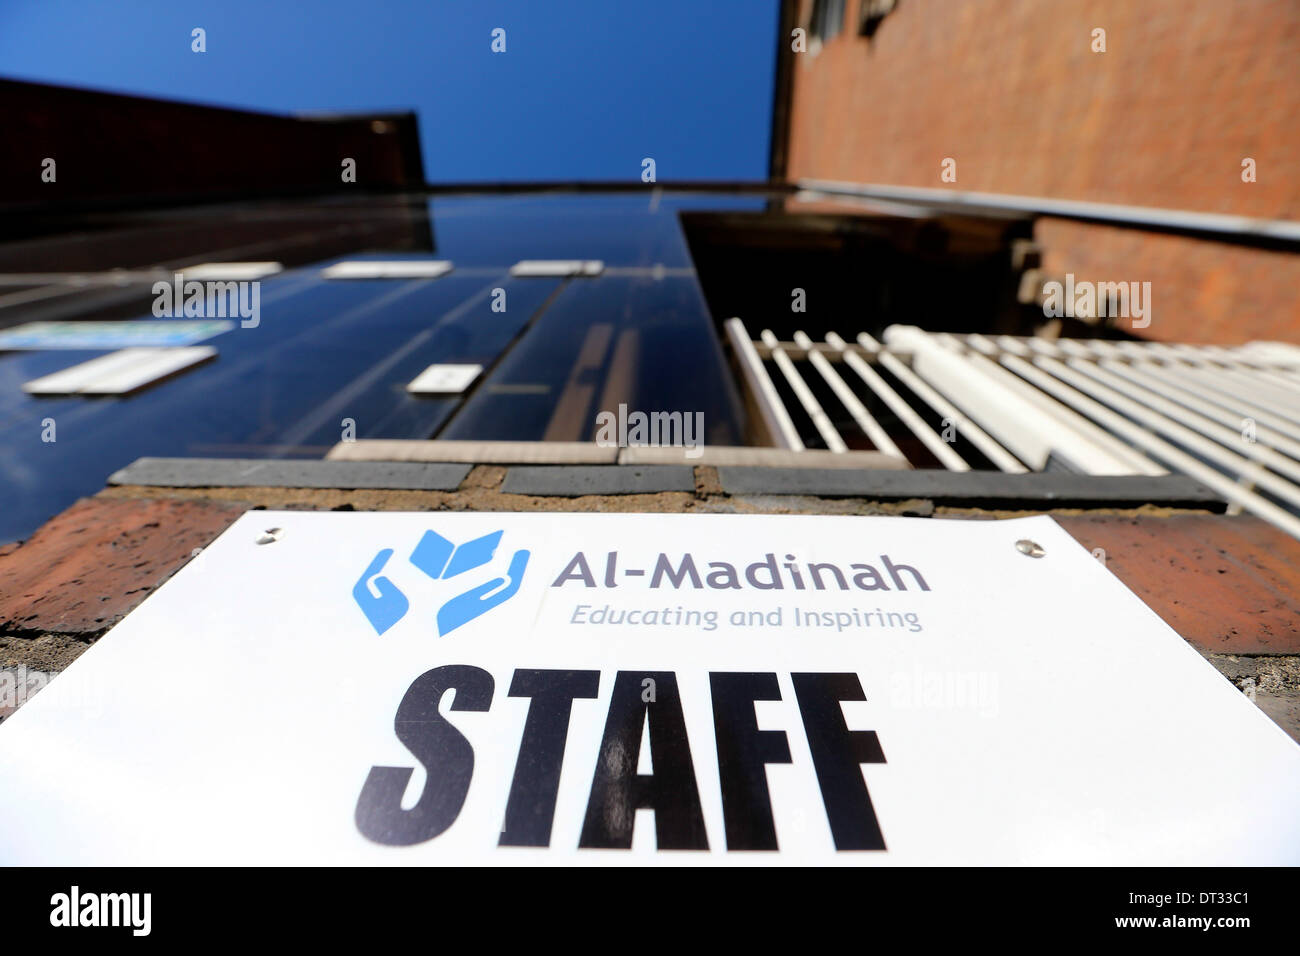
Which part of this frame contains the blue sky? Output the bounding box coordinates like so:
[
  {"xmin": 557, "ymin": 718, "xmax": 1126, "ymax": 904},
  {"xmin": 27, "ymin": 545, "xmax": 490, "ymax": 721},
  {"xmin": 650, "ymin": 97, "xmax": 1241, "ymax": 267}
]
[{"xmin": 0, "ymin": 0, "xmax": 780, "ymax": 182}]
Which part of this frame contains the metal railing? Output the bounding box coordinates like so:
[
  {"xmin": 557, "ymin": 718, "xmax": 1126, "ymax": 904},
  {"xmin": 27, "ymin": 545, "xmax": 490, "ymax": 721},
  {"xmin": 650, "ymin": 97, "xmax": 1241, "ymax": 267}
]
[{"xmin": 725, "ymin": 318, "xmax": 1300, "ymax": 538}]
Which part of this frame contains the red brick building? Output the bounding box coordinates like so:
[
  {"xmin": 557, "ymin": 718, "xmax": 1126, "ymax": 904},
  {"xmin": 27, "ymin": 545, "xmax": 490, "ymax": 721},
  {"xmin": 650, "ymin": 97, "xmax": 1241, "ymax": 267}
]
[{"xmin": 773, "ymin": 0, "xmax": 1300, "ymax": 344}]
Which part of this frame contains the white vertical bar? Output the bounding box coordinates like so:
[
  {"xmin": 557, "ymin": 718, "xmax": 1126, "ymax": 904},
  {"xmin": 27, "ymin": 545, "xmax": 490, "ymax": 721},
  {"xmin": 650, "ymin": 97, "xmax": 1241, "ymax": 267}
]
[
  {"xmin": 723, "ymin": 318, "xmax": 803, "ymax": 450},
  {"xmin": 1078, "ymin": 360, "xmax": 1300, "ymax": 484},
  {"xmin": 823, "ymin": 331, "xmax": 967, "ymax": 470},
  {"xmin": 1043, "ymin": 358, "xmax": 1300, "ymax": 508},
  {"xmin": 1168, "ymin": 346, "xmax": 1300, "ymax": 402},
  {"xmin": 1020, "ymin": 355, "xmax": 1300, "ymax": 540},
  {"xmin": 1162, "ymin": 362, "xmax": 1300, "ymax": 428},
  {"xmin": 992, "ymin": 335, "xmax": 1033, "ymax": 357},
  {"xmin": 1251, "ymin": 367, "xmax": 1300, "ymax": 397},
  {"xmin": 1054, "ymin": 339, "xmax": 1096, "ymax": 359},
  {"xmin": 1212, "ymin": 365, "xmax": 1300, "ymax": 408},
  {"xmin": 760, "ymin": 329, "xmax": 847, "ymax": 452},
  {"xmin": 1104, "ymin": 361, "xmax": 1300, "ymax": 458},
  {"xmin": 793, "ymin": 331, "xmax": 905, "ymax": 459},
  {"xmin": 1137, "ymin": 360, "xmax": 1300, "ymax": 442}
]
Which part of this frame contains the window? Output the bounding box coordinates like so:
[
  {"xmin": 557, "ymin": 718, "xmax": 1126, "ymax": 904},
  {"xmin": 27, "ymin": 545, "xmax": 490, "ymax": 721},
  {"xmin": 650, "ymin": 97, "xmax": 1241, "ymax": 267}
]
[
  {"xmin": 809, "ymin": 0, "xmax": 847, "ymax": 43},
  {"xmin": 859, "ymin": 0, "xmax": 898, "ymax": 38}
]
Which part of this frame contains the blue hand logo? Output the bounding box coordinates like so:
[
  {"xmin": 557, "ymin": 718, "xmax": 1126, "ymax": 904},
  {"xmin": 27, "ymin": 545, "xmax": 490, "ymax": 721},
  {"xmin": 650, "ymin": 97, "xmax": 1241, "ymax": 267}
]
[
  {"xmin": 352, "ymin": 529, "xmax": 530, "ymax": 636},
  {"xmin": 352, "ymin": 549, "xmax": 409, "ymax": 635}
]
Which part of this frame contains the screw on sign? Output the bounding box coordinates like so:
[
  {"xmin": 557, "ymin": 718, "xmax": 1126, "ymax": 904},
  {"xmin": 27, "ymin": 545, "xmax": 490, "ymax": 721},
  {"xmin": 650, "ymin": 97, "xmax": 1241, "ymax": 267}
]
[{"xmin": 1015, "ymin": 539, "xmax": 1045, "ymax": 558}]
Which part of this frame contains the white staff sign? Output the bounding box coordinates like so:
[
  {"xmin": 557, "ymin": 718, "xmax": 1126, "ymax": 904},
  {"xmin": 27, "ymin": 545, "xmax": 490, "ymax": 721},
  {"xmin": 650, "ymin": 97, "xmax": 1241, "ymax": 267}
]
[{"xmin": 0, "ymin": 512, "xmax": 1296, "ymax": 865}]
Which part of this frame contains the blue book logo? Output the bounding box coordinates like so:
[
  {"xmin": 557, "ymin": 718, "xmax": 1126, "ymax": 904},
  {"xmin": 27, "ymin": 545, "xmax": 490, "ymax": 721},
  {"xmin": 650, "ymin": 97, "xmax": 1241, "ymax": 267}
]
[{"xmin": 352, "ymin": 529, "xmax": 530, "ymax": 636}]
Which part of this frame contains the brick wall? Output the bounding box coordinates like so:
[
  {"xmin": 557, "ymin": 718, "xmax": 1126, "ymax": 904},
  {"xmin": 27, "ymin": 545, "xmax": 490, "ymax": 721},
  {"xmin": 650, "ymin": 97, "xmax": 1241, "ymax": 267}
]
[
  {"xmin": 784, "ymin": 0, "xmax": 1300, "ymax": 342},
  {"xmin": 1034, "ymin": 218, "xmax": 1300, "ymax": 344},
  {"xmin": 4, "ymin": 471, "xmax": 1298, "ymax": 739}
]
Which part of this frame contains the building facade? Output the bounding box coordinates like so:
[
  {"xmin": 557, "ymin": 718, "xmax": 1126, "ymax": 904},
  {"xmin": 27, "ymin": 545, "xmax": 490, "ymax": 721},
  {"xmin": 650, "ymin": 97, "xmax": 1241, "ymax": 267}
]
[{"xmin": 773, "ymin": 0, "xmax": 1300, "ymax": 344}]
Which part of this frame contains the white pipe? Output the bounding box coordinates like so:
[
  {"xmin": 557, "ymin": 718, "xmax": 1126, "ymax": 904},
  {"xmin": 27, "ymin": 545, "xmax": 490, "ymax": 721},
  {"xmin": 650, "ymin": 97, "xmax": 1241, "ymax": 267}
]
[
  {"xmin": 866, "ymin": 331, "xmax": 1026, "ymax": 472},
  {"xmin": 903, "ymin": 328, "xmax": 1145, "ymax": 474},
  {"xmin": 822, "ymin": 331, "xmax": 965, "ymax": 469},
  {"xmin": 962, "ymin": 336, "xmax": 1163, "ymax": 475}
]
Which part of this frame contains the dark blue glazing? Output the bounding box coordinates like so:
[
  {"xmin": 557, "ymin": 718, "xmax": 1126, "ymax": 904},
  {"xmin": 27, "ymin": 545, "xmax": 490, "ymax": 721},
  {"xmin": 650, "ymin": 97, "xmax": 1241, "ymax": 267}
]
[
  {"xmin": 0, "ymin": 192, "xmax": 757, "ymax": 541},
  {"xmin": 439, "ymin": 275, "xmax": 744, "ymax": 444}
]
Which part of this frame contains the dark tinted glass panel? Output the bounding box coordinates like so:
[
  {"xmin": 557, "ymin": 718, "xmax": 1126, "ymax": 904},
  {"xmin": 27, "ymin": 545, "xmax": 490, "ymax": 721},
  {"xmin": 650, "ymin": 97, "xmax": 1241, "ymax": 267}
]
[
  {"xmin": 0, "ymin": 269, "xmax": 559, "ymax": 540},
  {"xmin": 0, "ymin": 191, "xmax": 762, "ymax": 540},
  {"xmin": 438, "ymin": 275, "xmax": 745, "ymax": 445}
]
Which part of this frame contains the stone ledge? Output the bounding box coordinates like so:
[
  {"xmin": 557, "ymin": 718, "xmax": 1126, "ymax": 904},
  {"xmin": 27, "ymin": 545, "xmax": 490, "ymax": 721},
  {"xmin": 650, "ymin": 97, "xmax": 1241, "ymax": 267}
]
[
  {"xmin": 717, "ymin": 469, "xmax": 1227, "ymax": 510},
  {"xmin": 617, "ymin": 445, "xmax": 909, "ymax": 469},
  {"xmin": 325, "ymin": 439, "xmax": 617, "ymax": 464},
  {"xmin": 501, "ymin": 465, "xmax": 696, "ymax": 496},
  {"xmin": 108, "ymin": 457, "xmax": 471, "ymax": 491},
  {"xmin": 325, "ymin": 440, "xmax": 911, "ymax": 470}
]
